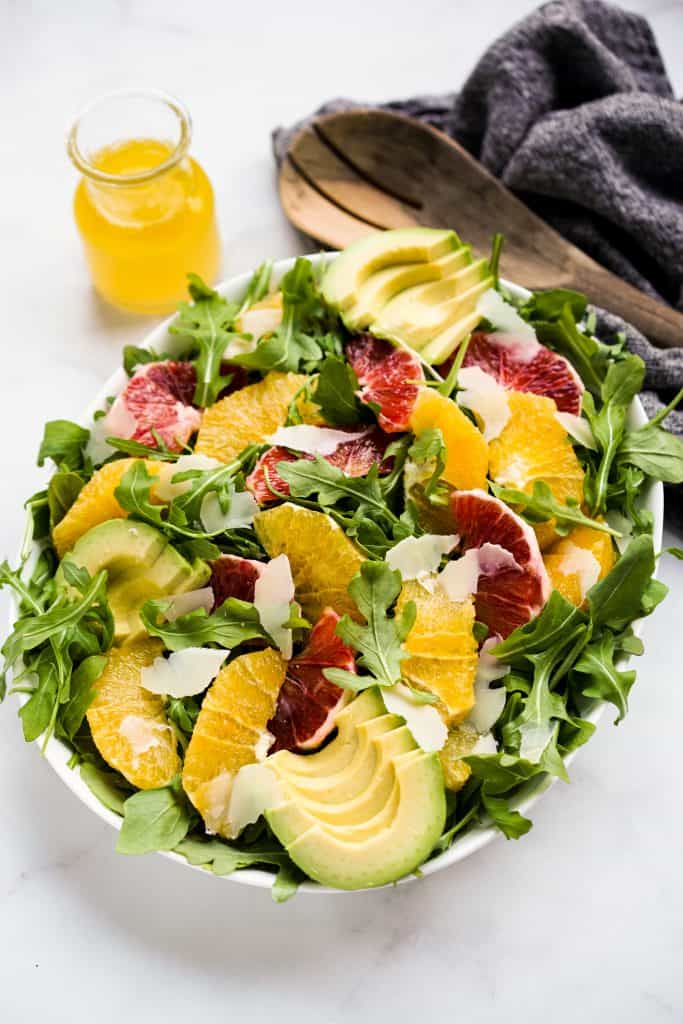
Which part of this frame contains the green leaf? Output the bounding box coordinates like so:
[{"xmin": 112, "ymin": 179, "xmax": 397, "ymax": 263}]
[
  {"xmin": 105, "ymin": 437, "xmax": 180, "ymax": 461},
  {"xmin": 231, "ymin": 259, "xmax": 343, "ymax": 375},
  {"xmin": 278, "ymin": 456, "xmax": 395, "ymax": 521},
  {"xmin": 80, "ymin": 762, "xmax": 130, "ymax": 816},
  {"xmin": 59, "ymin": 653, "xmax": 107, "ymax": 740},
  {"xmin": 331, "ymin": 564, "xmax": 415, "ymax": 688},
  {"xmin": 114, "ymin": 460, "xmax": 165, "ymax": 527},
  {"xmin": 587, "ymin": 535, "xmax": 656, "ymax": 630},
  {"xmin": 493, "ymin": 590, "xmax": 587, "ymax": 663},
  {"xmin": 238, "ymin": 261, "xmax": 273, "ymax": 313},
  {"xmin": 272, "ymin": 860, "xmax": 306, "ymax": 902},
  {"xmin": 3, "ymin": 568, "xmax": 111, "ymax": 665},
  {"xmin": 534, "ymin": 307, "xmax": 607, "ymax": 395},
  {"xmin": 166, "ymin": 695, "xmax": 201, "ymax": 741},
  {"xmin": 170, "ymin": 274, "xmax": 240, "ymax": 406},
  {"xmin": 174, "ymin": 835, "xmax": 290, "ymax": 875},
  {"xmin": 481, "ymin": 791, "xmax": 532, "ymax": 840},
  {"xmin": 616, "ymin": 422, "xmax": 683, "ymax": 483},
  {"xmin": 489, "ymin": 480, "xmax": 620, "ymax": 538},
  {"xmin": 37, "ymin": 420, "xmax": 89, "ymax": 470},
  {"xmin": 19, "ymin": 659, "xmax": 58, "ymax": 742},
  {"xmin": 117, "ymin": 778, "xmax": 194, "ymax": 854},
  {"xmin": 520, "ymin": 289, "xmax": 588, "ymax": 323},
  {"xmin": 140, "ymin": 597, "xmax": 266, "ymax": 652},
  {"xmin": 572, "ymin": 632, "xmax": 636, "ymax": 723},
  {"xmin": 123, "ymin": 345, "xmax": 158, "ymax": 376},
  {"xmin": 313, "ymin": 355, "xmax": 361, "ymax": 425},
  {"xmin": 408, "ymin": 429, "xmax": 446, "ymax": 497},
  {"xmin": 47, "ymin": 471, "xmax": 84, "ymax": 528}
]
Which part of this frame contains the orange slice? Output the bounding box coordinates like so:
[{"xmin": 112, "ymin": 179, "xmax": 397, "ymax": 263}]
[
  {"xmin": 194, "ymin": 371, "xmax": 316, "ymax": 463},
  {"xmin": 86, "ymin": 638, "xmax": 180, "ymax": 790},
  {"xmin": 409, "ymin": 387, "xmax": 488, "ymax": 490},
  {"xmin": 488, "ymin": 391, "xmax": 585, "ymax": 549},
  {"xmin": 439, "ymin": 722, "xmax": 478, "ymax": 791},
  {"xmin": 544, "ymin": 524, "xmax": 616, "ymax": 607},
  {"xmin": 395, "ymin": 579, "xmax": 478, "ymax": 724},
  {"xmin": 181, "ymin": 648, "xmax": 286, "ymax": 836},
  {"xmin": 52, "ymin": 459, "xmax": 159, "ymax": 558},
  {"xmin": 254, "ymin": 503, "xmax": 366, "ymax": 622}
]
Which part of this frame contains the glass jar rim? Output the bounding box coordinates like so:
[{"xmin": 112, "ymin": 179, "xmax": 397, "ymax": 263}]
[{"xmin": 67, "ymin": 88, "xmax": 193, "ymax": 186}]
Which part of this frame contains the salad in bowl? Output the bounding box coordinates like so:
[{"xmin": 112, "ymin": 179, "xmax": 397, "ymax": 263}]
[{"xmin": 3, "ymin": 228, "xmax": 681, "ymax": 898}]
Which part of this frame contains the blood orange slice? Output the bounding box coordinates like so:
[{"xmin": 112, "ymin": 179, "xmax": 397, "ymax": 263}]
[
  {"xmin": 448, "ymin": 489, "xmax": 550, "ymax": 638},
  {"xmin": 268, "ymin": 608, "xmax": 355, "ymax": 753},
  {"xmin": 442, "ymin": 332, "xmax": 583, "ymax": 414},
  {"xmin": 209, "ymin": 554, "xmax": 263, "ymax": 609},
  {"xmin": 346, "ymin": 334, "xmax": 423, "ymax": 432},
  {"xmin": 246, "ymin": 427, "xmax": 392, "ymax": 505},
  {"xmin": 107, "ymin": 360, "xmax": 201, "ymax": 451}
]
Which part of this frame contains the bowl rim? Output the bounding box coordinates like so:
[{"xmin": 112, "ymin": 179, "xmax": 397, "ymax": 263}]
[{"xmin": 7, "ymin": 252, "xmax": 664, "ymax": 895}]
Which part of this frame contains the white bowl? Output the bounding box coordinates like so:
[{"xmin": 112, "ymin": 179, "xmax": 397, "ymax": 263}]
[{"xmin": 9, "ymin": 254, "xmax": 663, "ymax": 894}]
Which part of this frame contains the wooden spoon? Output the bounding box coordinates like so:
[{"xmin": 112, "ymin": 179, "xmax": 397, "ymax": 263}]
[{"xmin": 279, "ymin": 108, "xmax": 683, "ymax": 349}]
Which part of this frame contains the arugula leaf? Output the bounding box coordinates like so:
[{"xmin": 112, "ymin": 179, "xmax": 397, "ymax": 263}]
[
  {"xmin": 114, "ymin": 460, "xmax": 165, "ymax": 527},
  {"xmin": 271, "ymin": 860, "xmax": 307, "ymax": 902},
  {"xmin": 80, "ymin": 762, "xmax": 131, "ymax": 816},
  {"xmin": 237, "ymin": 260, "xmax": 273, "ymax": 313},
  {"xmin": 481, "ymin": 791, "xmax": 532, "ymax": 840},
  {"xmin": 37, "ymin": 420, "xmax": 89, "ymax": 471},
  {"xmin": 170, "ymin": 274, "xmax": 240, "ymax": 407},
  {"xmin": 571, "ymin": 632, "xmax": 636, "ymax": 723},
  {"xmin": 58, "ymin": 653, "xmax": 107, "ymax": 740},
  {"xmin": 616, "ymin": 422, "xmax": 683, "ymax": 483},
  {"xmin": 586, "ymin": 534, "xmax": 656, "ymax": 630},
  {"xmin": 19, "ymin": 657, "xmax": 58, "ymax": 742},
  {"xmin": 520, "ymin": 289, "xmax": 588, "ymax": 323},
  {"xmin": 489, "ymin": 480, "xmax": 620, "ymax": 538},
  {"xmin": 408, "ymin": 429, "xmax": 446, "ymax": 497},
  {"xmin": 174, "ymin": 832, "xmax": 298, "ymax": 901},
  {"xmin": 534, "ymin": 306, "xmax": 610, "ymax": 395},
  {"xmin": 140, "ymin": 597, "xmax": 266, "ymax": 652},
  {"xmin": 117, "ymin": 778, "xmax": 195, "ymax": 854},
  {"xmin": 278, "ymin": 457, "xmax": 400, "ymax": 527},
  {"xmin": 313, "ymin": 355, "xmax": 361, "ymax": 425},
  {"xmin": 105, "ymin": 437, "xmax": 180, "ymax": 461},
  {"xmin": 231, "ymin": 259, "xmax": 343, "ymax": 374},
  {"xmin": 583, "ymin": 355, "xmax": 645, "ymax": 512},
  {"xmin": 47, "ymin": 471, "xmax": 84, "ymax": 528},
  {"xmin": 324, "ymin": 564, "xmax": 415, "ymax": 691},
  {"xmin": 123, "ymin": 345, "xmax": 158, "ymax": 376}
]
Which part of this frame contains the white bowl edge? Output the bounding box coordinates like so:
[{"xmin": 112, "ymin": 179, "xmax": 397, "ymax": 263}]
[{"xmin": 7, "ymin": 254, "xmax": 664, "ymax": 896}]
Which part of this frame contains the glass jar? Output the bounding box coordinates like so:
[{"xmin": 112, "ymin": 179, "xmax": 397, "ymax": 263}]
[{"xmin": 68, "ymin": 89, "xmax": 221, "ymax": 315}]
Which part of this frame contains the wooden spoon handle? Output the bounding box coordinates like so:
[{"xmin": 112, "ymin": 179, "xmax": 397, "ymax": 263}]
[{"xmin": 568, "ymin": 255, "xmax": 683, "ymax": 349}]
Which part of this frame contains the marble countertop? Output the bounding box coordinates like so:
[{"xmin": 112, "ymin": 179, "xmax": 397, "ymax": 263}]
[{"xmin": 1, "ymin": 1, "xmax": 682, "ymax": 1020}]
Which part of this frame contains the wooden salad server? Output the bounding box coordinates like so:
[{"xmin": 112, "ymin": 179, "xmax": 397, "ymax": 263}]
[{"xmin": 279, "ymin": 108, "xmax": 683, "ymax": 349}]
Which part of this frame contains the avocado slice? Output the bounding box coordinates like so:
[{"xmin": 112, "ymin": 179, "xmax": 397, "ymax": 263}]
[
  {"xmin": 287, "ymin": 726, "xmax": 417, "ymax": 825},
  {"xmin": 274, "ymin": 688, "xmax": 388, "ymax": 779},
  {"xmin": 342, "ymin": 247, "xmax": 471, "ymax": 330},
  {"xmin": 57, "ymin": 519, "xmax": 209, "ymax": 642},
  {"xmin": 420, "ymin": 310, "xmax": 483, "ymax": 365},
  {"xmin": 322, "ymin": 228, "xmax": 460, "ymax": 312},
  {"xmin": 267, "ymin": 747, "xmax": 446, "ymax": 890},
  {"xmin": 264, "ymin": 687, "xmax": 446, "ymax": 889},
  {"xmin": 274, "ymin": 714, "xmax": 400, "ymax": 801},
  {"xmin": 372, "ymin": 267, "xmax": 493, "ymax": 349}
]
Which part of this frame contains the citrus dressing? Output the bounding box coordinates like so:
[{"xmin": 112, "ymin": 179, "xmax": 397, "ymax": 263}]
[{"xmin": 69, "ymin": 92, "xmax": 220, "ymax": 314}]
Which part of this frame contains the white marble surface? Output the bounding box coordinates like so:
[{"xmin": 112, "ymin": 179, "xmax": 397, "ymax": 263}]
[{"xmin": 1, "ymin": 1, "xmax": 683, "ymax": 1020}]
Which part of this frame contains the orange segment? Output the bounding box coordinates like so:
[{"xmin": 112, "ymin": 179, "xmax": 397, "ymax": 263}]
[
  {"xmin": 409, "ymin": 387, "xmax": 488, "ymax": 490},
  {"xmin": 439, "ymin": 722, "xmax": 478, "ymax": 791},
  {"xmin": 488, "ymin": 391, "xmax": 584, "ymax": 550},
  {"xmin": 52, "ymin": 459, "xmax": 159, "ymax": 558},
  {"xmin": 195, "ymin": 371, "xmax": 315, "ymax": 463},
  {"xmin": 86, "ymin": 638, "xmax": 180, "ymax": 790},
  {"xmin": 395, "ymin": 580, "xmax": 478, "ymax": 724},
  {"xmin": 254, "ymin": 503, "xmax": 366, "ymax": 622},
  {"xmin": 182, "ymin": 648, "xmax": 286, "ymax": 836},
  {"xmin": 543, "ymin": 524, "xmax": 616, "ymax": 607}
]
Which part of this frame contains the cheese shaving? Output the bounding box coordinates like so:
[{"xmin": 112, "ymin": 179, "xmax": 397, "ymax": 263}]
[{"xmin": 457, "ymin": 365, "xmax": 511, "ymax": 441}]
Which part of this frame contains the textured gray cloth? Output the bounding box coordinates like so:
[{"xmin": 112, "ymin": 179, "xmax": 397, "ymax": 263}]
[{"xmin": 273, "ymin": 0, "xmax": 683, "ymax": 438}]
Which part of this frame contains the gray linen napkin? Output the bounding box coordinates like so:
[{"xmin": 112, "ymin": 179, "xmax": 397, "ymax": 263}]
[{"xmin": 273, "ymin": 0, "xmax": 683, "ymax": 440}]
